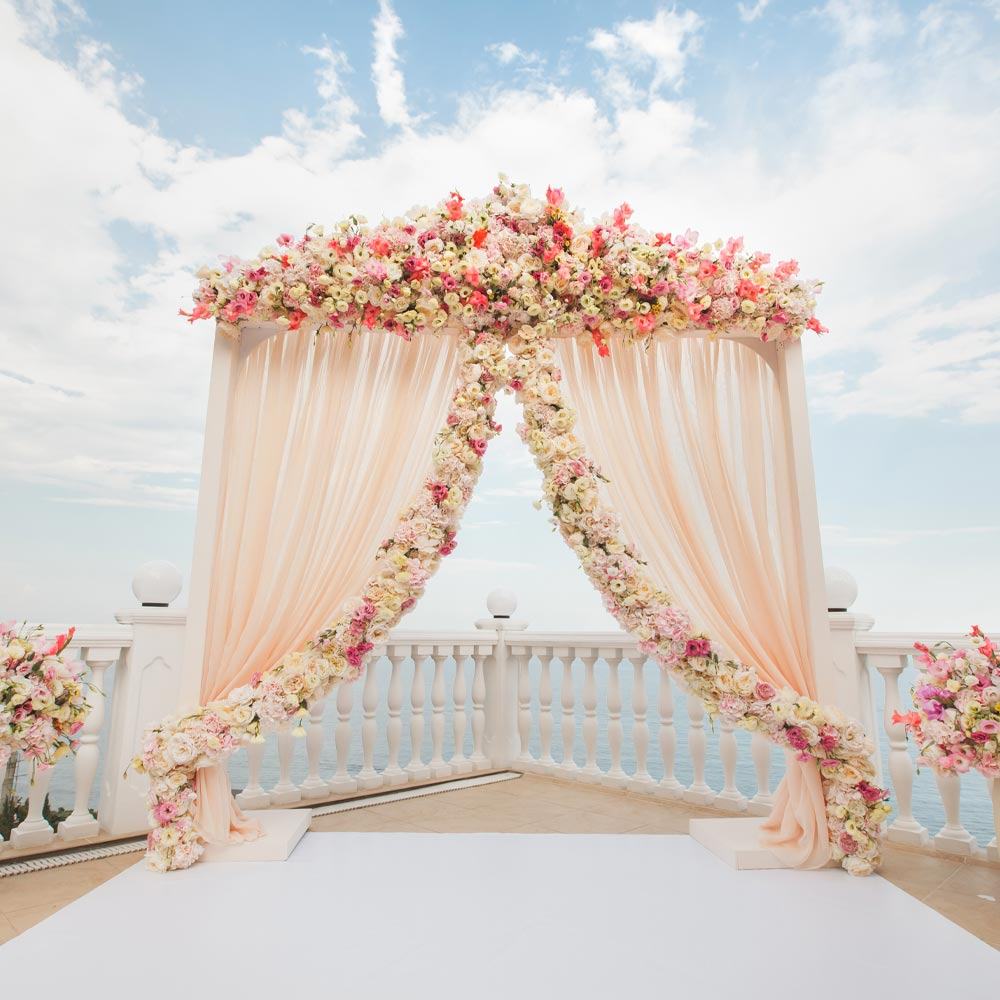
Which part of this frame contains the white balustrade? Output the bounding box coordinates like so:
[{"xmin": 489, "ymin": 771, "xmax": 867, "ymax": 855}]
[
  {"xmin": 656, "ymin": 672, "xmax": 683, "ymax": 799},
  {"xmin": 406, "ymin": 651, "xmax": 431, "ymax": 781},
  {"xmin": 17, "ymin": 595, "xmax": 998, "ymax": 869},
  {"xmin": 602, "ymin": 654, "xmax": 628, "ymax": 788},
  {"xmin": 560, "ymin": 654, "xmax": 580, "ymax": 778},
  {"xmin": 300, "ymin": 697, "xmax": 329, "ymax": 799},
  {"xmin": 683, "ymin": 693, "xmax": 715, "ymax": 805},
  {"xmin": 630, "ymin": 660, "xmax": 654, "ymax": 792},
  {"xmin": 748, "ymin": 731, "xmax": 775, "ymax": 816},
  {"xmin": 450, "ymin": 650, "xmax": 472, "ymax": 775},
  {"xmin": 383, "ymin": 649, "xmax": 409, "ymax": 785},
  {"xmin": 868, "ymin": 653, "xmax": 929, "ymax": 846},
  {"xmin": 428, "ymin": 649, "xmax": 451, "ymax": 779},
  {"xmin": 328, "ymin": 682, "xmax": 358, "ymax": 795},
  {"xmin": 57, "ymin": 646, "xmax": 116, "ymax": 841}
]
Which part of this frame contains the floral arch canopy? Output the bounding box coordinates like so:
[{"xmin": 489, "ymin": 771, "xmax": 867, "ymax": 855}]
[{"xmin": 136, "ymin": 180, "xmax": 889, "ymax": 875}]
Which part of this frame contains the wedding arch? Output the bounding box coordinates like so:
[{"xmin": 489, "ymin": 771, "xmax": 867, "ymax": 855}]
[{"xmin": 135, "ymin": 179, "xmax": 889, "ymax": 874}]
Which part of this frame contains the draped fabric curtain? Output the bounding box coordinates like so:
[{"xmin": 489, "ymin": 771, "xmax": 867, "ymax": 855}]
[
  {"xmin": 192, "ymin": 327, "xmax": 460, "ymax": 843},
  {"xmin": 557, "ymin": 335, "xmax": 830, "ymax": 868}
]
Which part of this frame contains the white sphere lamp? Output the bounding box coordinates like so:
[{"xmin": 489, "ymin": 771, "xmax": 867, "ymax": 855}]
[
  {"xmin": 824, "ymin": 565, "xmax": 858, "ymax": 613},
  {"xmin": 132, "ymin": 560, "xmax": 183, "ymax": 608},
  {"xmin": 486, "ymin": 588, "xmax": 518, "ymax": 619}
]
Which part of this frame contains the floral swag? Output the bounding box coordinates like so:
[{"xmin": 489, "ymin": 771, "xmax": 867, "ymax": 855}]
[{"xmin": 135, "ymin": 180, "xmax": 889, "ymax": 874}]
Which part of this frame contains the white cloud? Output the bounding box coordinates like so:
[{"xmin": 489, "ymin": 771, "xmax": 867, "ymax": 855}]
[
  {"xmin": 488, "ymin": 41, "xmax": 523, "ymax": 65},
  {"xmin": 818, "ymin": 0, "xmax": 905, "ymax": 49},
  {"xmin": 371, "ymin": 0, "xmax": 410, "ymax": 129},
  {"xmin": 737, "ymin": 0, "xmax": 771, "ymax": 22},
  {"xmin": 588, "ymin": 7, "xmax": 703, "ymax": 105}
]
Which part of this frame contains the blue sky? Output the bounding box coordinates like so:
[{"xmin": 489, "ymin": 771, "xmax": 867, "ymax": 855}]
[{"xmin": 1, "ymin": 0, "xmax": 999, "ymax": 633}]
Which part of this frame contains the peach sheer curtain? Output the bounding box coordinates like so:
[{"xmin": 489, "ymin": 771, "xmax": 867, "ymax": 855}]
[
  {"xmin": 557, "ymin": 335, "xmax": 830, "ymax": 868},
  {"xmin": 192, "ymin": 328, "xmax": 460, "ymax": 844}
]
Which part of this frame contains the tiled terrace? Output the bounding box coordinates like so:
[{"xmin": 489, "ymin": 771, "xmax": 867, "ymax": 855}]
[{"xmin": 2, "ymin": 773, "xmax": 998, "ymax": 950}]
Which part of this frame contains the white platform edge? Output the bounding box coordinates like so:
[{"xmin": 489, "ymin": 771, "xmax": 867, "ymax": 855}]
[
  {"xmin": 689, "ymin": 817, "xmax": 792, "ymax": 870},
  {"xmin": 201, "ymin": 809, "xmax": 310, "ymax": 863}
]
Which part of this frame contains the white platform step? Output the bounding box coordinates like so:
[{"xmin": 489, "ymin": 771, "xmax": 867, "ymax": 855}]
[
  {"xmin": 201, "ymin": 809, "xmax": 310, "ymax": 863},
  {"xmin": 689, "ymin": 816, "xmax": 793, "ymax": 870}
]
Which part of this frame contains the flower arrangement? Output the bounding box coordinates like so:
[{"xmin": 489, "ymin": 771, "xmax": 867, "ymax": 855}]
[
  {"xmin": 0, "ymin": 623, "xmax": 89, "ymax": 772},
  {"xmin": 894, "ymin": 627, "xmax": 1000, "ymax": 777},
  {"xmin": 507, "ymin": 326, "xmax": 889, "ymax": 875},
  {"xmin": 184, "ymin": 178, "xmax": 826, "ymax": 352},
  {"xmin": 134, "ymin": 330, "xmax": 507, "ymax": 872},
  {"xmin": 141, "ymin": 181, "xmax": 885, "ymax": 874}
]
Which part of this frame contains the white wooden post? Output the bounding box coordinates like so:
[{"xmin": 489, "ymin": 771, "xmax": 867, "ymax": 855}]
[
  {"xmin": 384, "ymin": 647, "xmax": 410, "ymax": 785},
  {"xmin": 450, "ymin": 648, "xmax": 473, "ymax": 775}
]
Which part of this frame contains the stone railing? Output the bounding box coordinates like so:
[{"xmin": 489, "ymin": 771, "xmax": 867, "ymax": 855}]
[{"xmin": 2, "ymin": 565, "xmax": 997, "ymax": 863}]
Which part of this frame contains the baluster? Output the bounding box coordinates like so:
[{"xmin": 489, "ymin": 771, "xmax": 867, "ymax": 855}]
[
  {"xmin": 630, "ymin": 658, "xmax": 653, "ymax": 791},
  {"xmin": 235, "ymin": 737, "xmax": 271, "ymax": 808},
  {"xmin": 450, "ymin": 650, "xmax": 472, "ymax": 774},
  {"xmin": 933, "ymin": 771, "xmax": 979, "ymax": 855},
  {"xmin": 406, "ymin": 652, "xmax": 431, "ymax": 780},
  {"xmin": 470, "ymin": 650, "xmax": 487, "ymax": 768},
  {"xmin": 300, "ymin": 697, "xmax": 330, "ymax": 799},
  {"xmin": 578, "ymin": 651, "xmax": 599, "ymax": 779},
  {"xmin": 383, "ymin": 649, "xmax": 409, "ymax": 785},
  {"xmin": 516, "ymin": 651, "xmax": 533, "ymax": 768},
  {"xmin": 559, "ymin": 653, "xmax": 579, "ymax": 778},
  {"xmin": 9, "ymin": 761, "xmax": 56, "ymax": 849},
  {"xmin": 58, "ymin": 647, "xmax": 115, "ymax": 841},
  {"xmin": 537, "ymin": 652, "xmax": 555, "ymax": 770},
  {"xmin": 683, "ymin": 692, "xmax": 714, "ymax": 804},
  {"xmin": 655, "ymin": 671, "xmax": 683, "ymax": 799},
  {"xmin": 356, "ymin": 661, "xmax": 384, "ymax": 790},
  {"xmin": 748, "ymin": 731, "xmax": 775, "ymax": 815},
  {"xmin": 715, "ymin": 718, "xmax": 747, "ymax": 811},
  {"xmin": 871, "ymin": 655, "xmax": 928, "ymax": 845},
  {"xmin": 328, "ymin": 681, "xmax": 358, "ymax": 795},
  {"xmin": 428, "ymin": 648, "xmax": 452, "ymax": 778},
  {"xmin": 987, "ymin": 776, "xmax": 999, "ymax": 863},
  {"xmin": 603, "ymin": 654, "xmax": 627, "ymax": 787},
  {"xmin": 270, "ymin": 723, "xmax": 302, "ymax": 804}
]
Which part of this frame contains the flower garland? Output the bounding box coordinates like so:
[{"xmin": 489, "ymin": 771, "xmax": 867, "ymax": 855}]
[
  {"xmin": 184, "ymin": 178, "xmax": 826, "ymax": 354},
  {"xmin": 894, "ymin": 627, "xmax": 1000, "ymax": 778},
  {"xmin": 507, "ymin": 325, "xmax": 890, "ymax": 875},
  {"xmin": 1, "ymin": 623, "xmax": 89, "ymax": 772},
  {"xmin": 134, "ymin": 331, "xmax": 509, "ymax": 871}
]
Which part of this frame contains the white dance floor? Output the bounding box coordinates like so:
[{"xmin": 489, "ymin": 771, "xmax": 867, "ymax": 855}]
[{"xmin": 2, "ymin": 833, "xmax": 996, "ymax": 995}]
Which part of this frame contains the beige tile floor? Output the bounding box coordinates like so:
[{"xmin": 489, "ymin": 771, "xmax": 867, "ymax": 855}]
[{"xmin": 1, "ymin": 773, "xmax": 997, "ymax": 949}]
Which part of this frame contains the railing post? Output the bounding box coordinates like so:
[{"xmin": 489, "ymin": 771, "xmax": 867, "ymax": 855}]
[
  {"xmin": 99, "ymin": 563, "xmax": 187, "ymax": 837},
  {"xmin": 825, "ymin": 567, "xmax": 879, "ymax": 760},
  {"xmin": 476, "ymin": 589, "xmax": 526, "ymax": 769}
]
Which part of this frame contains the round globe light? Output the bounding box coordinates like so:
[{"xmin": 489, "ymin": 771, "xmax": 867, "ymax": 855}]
[
  {"xmin": 824, "ymin": 565, "xmax": 858, "ymax": 612},
  {"xmin": 132, "ymin": 560, "xmax": 183, "ymax": 607},
  {"xmin": 486, "ymin": 588, "xmax": 518, "ymax": 619}
]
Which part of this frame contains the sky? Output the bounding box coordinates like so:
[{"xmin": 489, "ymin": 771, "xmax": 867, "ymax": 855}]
[{"xmin": 1, "ymin": 0, "xmax": 998, "ymax": 634}]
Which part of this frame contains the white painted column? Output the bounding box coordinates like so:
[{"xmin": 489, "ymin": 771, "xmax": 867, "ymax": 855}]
[
  {"xmin": 748, "ymin": 731, "xmax": 775, "ymax": 816},
  {"xmin": 357, "ymin": 660, "xmax": 384, "ymax": 790},
  {"xmin": 270, "ymin": 724, "xmax": 302, "ymax": 805},
  {"xmin": 56, "ymin": 648, "xmax": 115, "ymax": 841},
  {"xmin": 9, "ymin": 765, "xmax": 56, "ymax": 850},
  {"xmin": 715, "ymin": 718, "xmax": 747, "ymax": 812},
  {"xmin": 450, "ymin": 648, "xmax": 473, "ymax": 775},
  {"xmin": 470, "ymin": 650, "xmax": 488, "ymax": 769},
  {"xmin": 477, "ymin": 590, "xmax": 526, "ymax": 770},
  {"xmin": 655, "ymin": 671, "xmax": 683, "ymax": 799},
  {"xmin": 405, "ymin": 650, "xmax": 431, "ymax": 781},
  {"xmin": 383, "ymin": 648, "xmax": 410, "ymax": 785},
  {"xmin": 537, "ymin": 652, "xmax": 555, "ymax": 770},
  {"xmin": 683, "ymin": 693, "xmax": 715, "ymax": 805},
  {"xmin": 602, "ymin": 653, "xmax": 628, "ymax": 788},
  {"xmin": 328, "ymin": 682, "xmax": 358, "ymax": 795},
  {"xmin": 299, "ymin": 697, "xmax": 330, "ymax": 799},
  {"xmin": 235, "ymin": 738, "xmax": 271, "ymax": 809},
  {"xmin": 870, "ymin": 653, "xmax": 929, "ymax": 847},
  {"xmin": 630, "ymin": 659, "xmax": 654, "ymax": 792},
  {"xmin": 933, "ymin": 771, "xmax": 979, "ymax": 856},
  {"xmin": 515, "ymin": 651, "xmax": 533, "ymax": 768},
  {"xmin": 428, "ymin": 648, "xmax": 452, "ymax": 779}
]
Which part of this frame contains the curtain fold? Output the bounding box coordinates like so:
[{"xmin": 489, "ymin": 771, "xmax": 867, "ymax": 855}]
[
  {"xmin": 194, "ymin": 327, "xmax": 459, "ymax": 841},
  {"xmin": 557, "ymin": 335, "xmax": 829, "ymax": 868}
]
